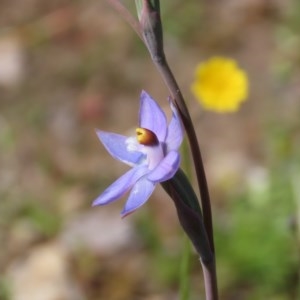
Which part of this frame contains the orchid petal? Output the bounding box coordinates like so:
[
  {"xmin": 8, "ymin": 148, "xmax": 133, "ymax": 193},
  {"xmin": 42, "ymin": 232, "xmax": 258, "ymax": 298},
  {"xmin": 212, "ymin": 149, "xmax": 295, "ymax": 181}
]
[
  {"xmin": 147, "ymin": 150, "xmax": 180, "ymax": 182},
  {"xmin": 121, "ymin": 178, "xmax": 155, "ymax": 217},
  {"xmin": 92, "ymin": 166, "xmax": 149, "ymax": 206},
  {"xmin": 165, "ymin": 100, "xmax": 184, "ymax": 152},
  {"xmin": 96, "ymin": 130, "xmax": 144, "ymax": 166},
  {"xmin": 139, "ymin": 91, "xmax": 167, "ymax": 142}
]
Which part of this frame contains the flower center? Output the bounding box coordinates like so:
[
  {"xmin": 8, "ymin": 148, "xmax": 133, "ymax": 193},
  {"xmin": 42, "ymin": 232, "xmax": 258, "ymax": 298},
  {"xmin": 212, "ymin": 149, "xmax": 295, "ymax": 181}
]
[
  {"xmin": 136, "ymin": 128, "xmax": 159, "ymax": 146},
  {"xmin": 135, "ymin": 127, "xmax": 164, "ymax": 170}
]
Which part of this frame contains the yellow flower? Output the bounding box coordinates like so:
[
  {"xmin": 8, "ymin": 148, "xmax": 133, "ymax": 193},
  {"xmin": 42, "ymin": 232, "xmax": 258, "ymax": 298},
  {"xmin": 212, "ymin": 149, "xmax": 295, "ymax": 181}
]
[{"xmin": 191, "ymin": 57, "xmax": 249, "ymax": 113}]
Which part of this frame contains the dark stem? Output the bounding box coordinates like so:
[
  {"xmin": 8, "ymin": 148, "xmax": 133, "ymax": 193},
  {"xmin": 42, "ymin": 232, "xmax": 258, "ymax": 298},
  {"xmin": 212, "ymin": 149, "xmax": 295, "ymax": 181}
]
[{"xmin": 153, "ymin": 54, "xmax": 215, "ymax": 254}]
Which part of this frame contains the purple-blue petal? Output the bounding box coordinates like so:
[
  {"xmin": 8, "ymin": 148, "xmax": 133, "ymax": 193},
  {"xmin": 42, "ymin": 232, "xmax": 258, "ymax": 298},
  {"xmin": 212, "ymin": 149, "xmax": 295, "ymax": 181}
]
[
  {"xmin": 96, "ymin": 130, "xmax": 144, "ymax": 166},
  {"xmin": 165, "ymin": 100, "xmax": 184, "ymax": 152},
  {"xmin": 139, "ymin": 91, "xmax": 167, "ymax": 142},
  {"xmin": 147, "ymin": 150, "xmax": 180, "ymax": 182},
  {"xmin": 92, "ymin": 166, "xmax": 149, "ymax": 206},
  {"xmin": 121, "ymin": 178, "xmax": 155, "ymax": 217}
]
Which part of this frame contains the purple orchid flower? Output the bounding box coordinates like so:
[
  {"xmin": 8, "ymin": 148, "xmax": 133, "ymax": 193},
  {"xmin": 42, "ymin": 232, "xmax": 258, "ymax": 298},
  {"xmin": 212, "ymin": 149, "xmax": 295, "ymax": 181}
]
[{"xmin": 93, "ymin": 90, "xmax": 183, "ymax": 217}]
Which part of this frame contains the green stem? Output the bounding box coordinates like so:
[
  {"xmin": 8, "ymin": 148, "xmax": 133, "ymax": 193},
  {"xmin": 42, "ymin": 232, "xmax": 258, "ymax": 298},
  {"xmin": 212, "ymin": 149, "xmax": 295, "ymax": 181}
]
[{"xmin": 179, "ymin": 235, "xmax": 192, "ymax": 300}]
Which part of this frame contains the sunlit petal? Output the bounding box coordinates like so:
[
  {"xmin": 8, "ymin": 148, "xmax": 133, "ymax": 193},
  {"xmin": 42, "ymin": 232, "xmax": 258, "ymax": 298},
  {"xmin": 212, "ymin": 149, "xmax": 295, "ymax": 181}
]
[
  {"xmin": 165, "ymin": 99, "xmax": 184, "ymax": 152},
  {"xmin": 92, "ymin": 166, "xmax": 149, "ymax": 206},
  {"xmin": 147, "ymin": 150, "xmax": 180, "ymax": 182},
  {"xmin": 139, "ymin": 90, "xmax": 167, "ymax": 141},
  {"xmin": 96, "ymin": 130, "xmax": 144, "ymax": 166},
  {"xmin": 121, "ymin": 178, "xmax": 155, "ymax": 217}
]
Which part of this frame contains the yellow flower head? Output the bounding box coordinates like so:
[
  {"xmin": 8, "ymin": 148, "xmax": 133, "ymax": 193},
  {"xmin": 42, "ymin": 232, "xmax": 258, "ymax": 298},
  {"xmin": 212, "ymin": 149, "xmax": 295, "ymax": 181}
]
[{"xmin": 191, "ymin": 57, "xmax": 249, "ymax": 113}]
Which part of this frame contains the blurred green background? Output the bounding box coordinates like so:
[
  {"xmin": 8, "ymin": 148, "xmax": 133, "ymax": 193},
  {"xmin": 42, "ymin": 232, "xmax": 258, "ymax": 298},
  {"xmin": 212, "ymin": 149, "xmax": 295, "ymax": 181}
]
[{"xmin": 0, "ymin": 1, "xmax": 299, "ymax": 299}]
